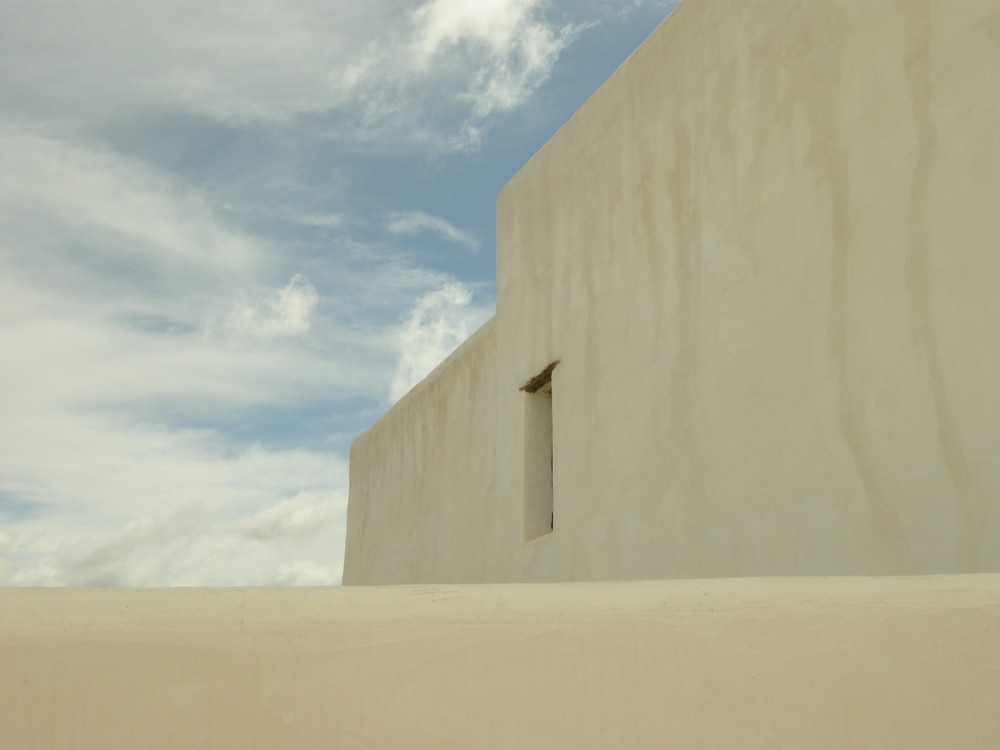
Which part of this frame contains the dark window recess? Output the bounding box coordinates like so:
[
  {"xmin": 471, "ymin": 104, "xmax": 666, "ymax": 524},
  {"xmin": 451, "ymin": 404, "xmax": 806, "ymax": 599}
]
[{"xmin": 522, "ymin": 361, "xmax": 559, "ymax": 541}]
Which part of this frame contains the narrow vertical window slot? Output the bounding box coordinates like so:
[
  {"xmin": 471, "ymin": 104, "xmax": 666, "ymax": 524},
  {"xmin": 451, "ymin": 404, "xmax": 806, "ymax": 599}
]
[{"xmin": 521, "ymin": 361, "xmax": 558, "ymax": 541}]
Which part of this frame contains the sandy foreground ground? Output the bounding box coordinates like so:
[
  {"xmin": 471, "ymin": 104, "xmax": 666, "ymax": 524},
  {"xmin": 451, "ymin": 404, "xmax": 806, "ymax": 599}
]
[{"xmin": 2, "ymin": 574, "xmax": 999, "ymax": 749}]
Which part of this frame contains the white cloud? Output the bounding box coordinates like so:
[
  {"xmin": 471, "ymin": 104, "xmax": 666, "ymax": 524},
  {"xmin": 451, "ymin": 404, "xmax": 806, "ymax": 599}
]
[
  {"xmin": 412, "ymin": 0, "xmax": 576, "ymax": 120},
  {"xmin": 409, "ymin": 0, "xmax": 578, "ymax": 120},
  {"xmin": 274, "ymin": 560, "xmax": 343, "ymax": 586},
  {"xmin": 0, "ymin": 129, "xmax": 375, "ymax": 409},
  {"xmin": 0, "ymin": 406, "xmax": 351, "ymax": 587},
  {"xmin": 0, "ymin": 0, "xmax": 582, "ymax": 153},
  {"xmin": 0, "ymin": 128, "xmax": 264, "ymax": 281},
  {"xmin": 340, "ymin": 0, "xmax": 580, "ymax": 151},
  {"xmin": 411, "ymin": 0, "xmax": 539, "ymax": 59},
  {"xmin": 0, "ymin": 0, "xmax": 400, "ymax": 124},
  {"xmin": 0, "ymin": 129, "xmax": 371, "ymax": 587},
  {"xmin": 223, "ymin": 275, "xmax": 320, "ymax": 341},
  {"xmin": 0, "ymin": 281, "xmax": 361, "ymax": 588},
  {"xmin": 388, "ymin": 281, "xmax": 492, "ymax": 402},
  {"xmin": 241, "ymin": 491, "xmax": 340, "ymax": 541},
  {"xmin": 386, "ymin": 210, "xmax": 479, "ymax": 250}
]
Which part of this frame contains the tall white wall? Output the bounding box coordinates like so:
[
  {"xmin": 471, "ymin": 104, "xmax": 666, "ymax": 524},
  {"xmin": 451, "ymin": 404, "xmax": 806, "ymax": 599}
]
[{"xmin": 345, "ymin": 0, "xmax": 1000, "ymax": 585}]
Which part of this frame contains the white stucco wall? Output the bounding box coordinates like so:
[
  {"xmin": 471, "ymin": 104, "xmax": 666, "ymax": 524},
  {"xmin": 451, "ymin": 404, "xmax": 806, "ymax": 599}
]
[
  {"xmin": 4, "ymin": 575, "xmax": 1000, "ymax": 749},
  {"xmin": 344, "ymin": 320, "xmax": 508, "ymax": 583},
  {"xmin": 345, "ymin": 0, "xmax": 1000, "ymax": 584}
]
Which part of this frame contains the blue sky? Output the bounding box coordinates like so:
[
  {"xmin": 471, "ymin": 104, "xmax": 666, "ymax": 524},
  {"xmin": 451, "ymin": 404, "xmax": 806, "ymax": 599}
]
[{"xmin": 0, "ymin": 0, "xmax": 678, "ymax": 586}]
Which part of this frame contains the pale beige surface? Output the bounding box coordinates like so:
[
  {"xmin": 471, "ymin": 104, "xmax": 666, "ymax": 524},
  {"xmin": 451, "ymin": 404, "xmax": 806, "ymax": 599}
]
[
  {"xmin": 346, "ymin": 0, "xmax": 1000, "ymax": 584},
  {"xmin": 3, "ymin": 575, "xmax": 1000, "ymax": 749},
  {"xmin": 345, "ymin": 319, "xmax": 504, "ymax": 583}
]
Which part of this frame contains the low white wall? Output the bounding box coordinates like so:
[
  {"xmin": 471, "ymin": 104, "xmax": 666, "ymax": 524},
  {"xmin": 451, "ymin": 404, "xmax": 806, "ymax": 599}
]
[
  {"xmin": 344, "ymin": 319, "xmax": 507, "ymax": 584},
  {"xmin": 3, "ymin": 575, "xmax": 1000, "ymax": 749}
]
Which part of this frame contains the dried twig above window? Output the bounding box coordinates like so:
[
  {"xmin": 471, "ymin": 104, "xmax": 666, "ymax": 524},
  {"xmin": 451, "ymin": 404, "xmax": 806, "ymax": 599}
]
[{"xmin": 519, "ymin": 360, "xmax": 560, "ymax": 393}]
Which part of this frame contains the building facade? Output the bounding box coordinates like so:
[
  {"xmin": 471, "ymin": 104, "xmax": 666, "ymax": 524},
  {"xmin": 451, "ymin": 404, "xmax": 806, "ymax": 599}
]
[
  {"xmin": 344, "ymin": 0, "xmax": 1000, "ymax": 584},
  {"xmin": 4, "ymin": 4, "xmax": 1000, "ymax": 746}
]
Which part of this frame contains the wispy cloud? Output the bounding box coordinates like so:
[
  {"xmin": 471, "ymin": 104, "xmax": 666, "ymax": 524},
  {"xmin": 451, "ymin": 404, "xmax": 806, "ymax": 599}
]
[
  {"xmin": 223, "ymin": 275, "xmax": 320, "ymax": 341},
  {"xmin": 327, "ymin": 0, "xmax": 583, "ymax": 151},
  {"xmin": 0, "ymin": 127, "xmax": 368, "ymax": 586},
  {"xmin": 0, "ymin": 0, "xmax": 581, "ymax": 154},
  {"xmin": 386, "ymin": 210, "xmax": 479, "ymax": 250},
  {"xmin": 3, "ymin": 484, "xmax": 349, "ymax": 587},
  {"xmin": 0, "ymin": 0, "xmax": 398, "ymax": 124},
  {"xmin": 0, "ymin": 128, "xmax": 264, "ymax": 282},
  {"xmin": 388, "ymin": 282, "xmax": 492, "ymax": 402},
  {"xmin": 0, "ymin": 393, "xmax": 351, "ymax": 586},
  {"xmin": 408, "ymin": 0, "xmax": 576, "ymax": 121},
  {"xmin": 240, "ymin": 491, "xmax": 341, "ymax": 541}
]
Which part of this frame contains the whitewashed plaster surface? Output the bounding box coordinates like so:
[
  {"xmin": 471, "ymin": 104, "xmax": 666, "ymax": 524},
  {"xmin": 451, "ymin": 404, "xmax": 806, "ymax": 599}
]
[
  {"xmin": 345, "ymin": 0, "xmax": 1000, "ymax": 584},
  {"xmin": 4, "ymin": 575, "xmax": 1000, "ymax": 749}
]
